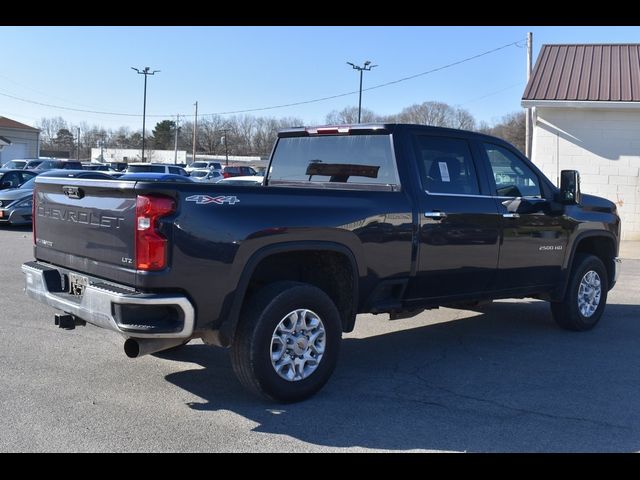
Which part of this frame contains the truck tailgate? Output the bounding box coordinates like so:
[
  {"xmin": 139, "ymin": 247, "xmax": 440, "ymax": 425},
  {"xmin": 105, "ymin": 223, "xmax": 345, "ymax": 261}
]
[{"xmin": 34, "ymin": 177, "xmax": 138, "ymax": 285}]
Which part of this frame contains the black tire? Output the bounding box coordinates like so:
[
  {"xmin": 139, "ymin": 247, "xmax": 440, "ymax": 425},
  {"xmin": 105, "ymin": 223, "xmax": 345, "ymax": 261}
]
[
  {"xmin": 231, "ymin": 281, "xmax": 342, "ymax": 403},
  {"xmin": 551, "ymin": 253, "xmax": 608, "ymax": 331}
]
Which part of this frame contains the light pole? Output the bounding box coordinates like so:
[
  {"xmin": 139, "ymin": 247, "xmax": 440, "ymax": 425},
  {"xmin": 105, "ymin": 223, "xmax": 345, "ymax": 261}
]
[
  {"xmin": 347, "ymin": 60, "xmax": 377, "ymax": 123},
  {"xmin": 220, "ymin": 128, "xmax": 230, "ymax": 166},
  {"xmin": 131, "ymin": 66, "xmax": 160, "ymax": 162}
]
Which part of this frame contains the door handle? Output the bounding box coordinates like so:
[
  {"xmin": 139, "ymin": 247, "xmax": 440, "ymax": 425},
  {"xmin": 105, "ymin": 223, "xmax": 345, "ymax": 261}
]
[
  {"xmin": 424, "ymin": 211, "xmax": 447, "ymax": 219},
  {"xmin": 502, "ymin": 213, "xmax": 520, "ymax": 218}
]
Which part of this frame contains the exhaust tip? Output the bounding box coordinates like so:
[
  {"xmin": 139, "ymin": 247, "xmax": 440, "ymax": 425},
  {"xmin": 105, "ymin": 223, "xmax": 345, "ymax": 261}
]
[{"xmin": 124, "ymin": 338, "xmax": 140, "ymax": 358}]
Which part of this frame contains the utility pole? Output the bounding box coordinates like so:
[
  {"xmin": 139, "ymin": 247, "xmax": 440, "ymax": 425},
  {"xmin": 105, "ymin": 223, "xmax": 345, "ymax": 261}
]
[
  {"xmin": 131, "ymin": 67, "xmax": 160, "ymax": 162},
  {"xmin": 76, "ymin": 127, "xmax": 80, "ymax": 162},
  {"xmin": 174, "ymin": 114, "xmax": 179, "ymax": 165},
  {"xmin": 220, "ymin": 129, "xmax": 229, "ymax": 166},
  {"xmin": 192, "ymin": 101, "xmax": 198, "ymax": 164},
  {"xmin": 347, "ymin": 61, "xmax": 377, "ymax": 123},
  {"xmin": 525, "ymin": 32, "xmax": 533, "ymax": 159}
]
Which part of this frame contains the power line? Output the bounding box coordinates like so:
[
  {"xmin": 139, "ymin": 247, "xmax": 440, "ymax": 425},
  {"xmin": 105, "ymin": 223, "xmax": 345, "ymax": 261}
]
[
  {"xmin": 199, "ymin": 39, "xmax": 525, "ymax": 118},
  {"xmin": 0, "ymin": 90, "xmax": 140, "ymax": 116},
  {"xmin": 0, "ymin": 39, "xmax": 525, "ymax": 120}
]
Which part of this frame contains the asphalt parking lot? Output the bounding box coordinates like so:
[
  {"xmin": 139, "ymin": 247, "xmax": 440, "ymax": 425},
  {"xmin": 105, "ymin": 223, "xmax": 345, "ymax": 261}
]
[{"xmin": 1, "ymin": 225, "xmax": 639, "ymax": 452}]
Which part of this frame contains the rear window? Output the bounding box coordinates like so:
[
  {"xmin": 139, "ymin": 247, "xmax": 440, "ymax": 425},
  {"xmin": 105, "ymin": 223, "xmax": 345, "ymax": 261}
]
[
  {"xmin": 62, "ymin": 161, "xmax": 83, "ymax": 169},
  {"xmin": 127, "ymin": 165, "xmax": 165, "ymax": 173},
  {"xmin": 269, "ymin": 135, "xmax": 399, "ymax": 188},
  {"xmin": 191, "ymin": 162, "xmax": 208, "ymax": 169}
]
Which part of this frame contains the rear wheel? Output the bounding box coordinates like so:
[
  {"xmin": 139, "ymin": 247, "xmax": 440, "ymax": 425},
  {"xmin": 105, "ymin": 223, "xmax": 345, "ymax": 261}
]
[
  {"xmin": 551, "ymin": 254, "xmax": 608, "ymax": 331},
  {"xmin": 231, "ymin": 281, "xmax": 342, "ymax": 402}
]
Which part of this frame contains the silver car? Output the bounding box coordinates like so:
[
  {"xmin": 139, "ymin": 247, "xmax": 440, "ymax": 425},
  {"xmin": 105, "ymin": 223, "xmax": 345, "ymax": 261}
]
[
  {"xmin": 0, "ymin": 176, "xmax": 36, "ymax": 225},
  {"xmin": 190, "ymin": 169, "xmax": 224, "ymax": 183}
]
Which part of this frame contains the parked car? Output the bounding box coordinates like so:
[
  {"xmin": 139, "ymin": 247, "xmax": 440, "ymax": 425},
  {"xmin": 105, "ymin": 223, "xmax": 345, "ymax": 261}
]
[
  {"xmin": 33, "ymin": 160, "xmax": 84, "ymax": 171},
  {"xmin": 190, "ymin": 169, "xmax": 224, "ymax": 183},
  {"xmin": 117, "ymin": 173, "xmax": 195, "ymax": 183},
  {"xmin": 186, "ymin": 161, "xmax": 222, "ymax": 173},
  {"xmin": 106, "ymin": 162, "xmax": 128, "ymax": 172},
  {"xmin": 0, "ymin": 170, "xmax": 112, "ymax": 225},
  {"xmin": 0, "ymin": 175, "xmax": 38, "ymax": 225},
  {"xmin": 82, "ymin": 163, "xmax": 113, "ymax": 171},
  {"xmin": 125, "ymin": 163, "xmax": 189, "ymax": 176},
  {"xmin": 2, "ymin": 159, "xmax": 29, "ymax": 169},
  {"xmin": 222, "ymin": 165, "xmax": 258, "ymax": 178},
  {"xmin": 24, "ymin": 160, "xmax": 44, "ymax": 170},
  {"xmin": 0, "ymin": 169, "xmax": 38, "ymax": 190},
  {"xmin": 219, "ymin": 175, "xmax": 264, "ymax": 186}
]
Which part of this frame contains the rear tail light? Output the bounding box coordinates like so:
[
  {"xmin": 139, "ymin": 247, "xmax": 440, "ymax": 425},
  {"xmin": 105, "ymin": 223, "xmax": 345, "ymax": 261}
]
[
  {"xmin": 135, "ymin": 194, "xmax": 175, "ymax": 271},
  {"xmin": 306, "ymin": 126, "xmax": 351, "ymax": 135},
  {"xmin": 223, "ymin": 172, "xmax": 230, "ymax": 178}
]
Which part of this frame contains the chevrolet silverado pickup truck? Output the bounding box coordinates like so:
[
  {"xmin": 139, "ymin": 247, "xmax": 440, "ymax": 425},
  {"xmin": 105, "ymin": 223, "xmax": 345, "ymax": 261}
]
[{"xmin": 22, "ymin": 124, "xmax": 622, "ymax": 402}]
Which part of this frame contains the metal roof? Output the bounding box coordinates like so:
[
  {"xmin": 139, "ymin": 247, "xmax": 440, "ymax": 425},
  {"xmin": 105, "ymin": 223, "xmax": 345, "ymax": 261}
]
[
  {"xmin": 0, "ymin": 116, "xmax": 39, "ymax": 131},
  {"xmin": 522, "ymin": 44, "xmax": 640, "ymax": 102}
]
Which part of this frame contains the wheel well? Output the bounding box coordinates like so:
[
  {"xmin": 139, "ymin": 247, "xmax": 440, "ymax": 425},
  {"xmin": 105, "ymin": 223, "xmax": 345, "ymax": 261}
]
[
  {"xmin": 245, "ymin": 250, "xmax": 356, "ymax": 331},
  {"xmin": 574, "ymin": 236, "xmax": 616, "ymax": 288}
]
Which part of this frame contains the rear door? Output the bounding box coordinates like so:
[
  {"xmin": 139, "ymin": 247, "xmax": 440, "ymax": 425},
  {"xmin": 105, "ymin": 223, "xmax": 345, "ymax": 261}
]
[
  {"xmin": 479, "ymin": 142, "xmax": 568, "ymax": 290},
  {"xmin": 406, "ymin": 133, "xmax": 500, "ymax": 300}
]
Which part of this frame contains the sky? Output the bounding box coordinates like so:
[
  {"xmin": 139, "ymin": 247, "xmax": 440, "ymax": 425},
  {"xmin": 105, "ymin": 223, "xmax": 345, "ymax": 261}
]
[{"xmin": 1, "ymin": 26, "xmax": 640, "ymax": 131}]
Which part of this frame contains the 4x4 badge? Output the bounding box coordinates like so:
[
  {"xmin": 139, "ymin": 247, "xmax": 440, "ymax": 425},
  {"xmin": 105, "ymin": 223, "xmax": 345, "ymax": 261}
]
[{"xmin": 186, "ymin": 195, "xmax": 240, "ymax": 205}]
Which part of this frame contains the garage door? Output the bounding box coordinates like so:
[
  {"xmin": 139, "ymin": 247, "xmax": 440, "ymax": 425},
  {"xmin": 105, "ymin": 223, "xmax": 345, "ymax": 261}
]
[{"xmin": 0, "ymin": 142, "xmax": 27, "ymax": 164}]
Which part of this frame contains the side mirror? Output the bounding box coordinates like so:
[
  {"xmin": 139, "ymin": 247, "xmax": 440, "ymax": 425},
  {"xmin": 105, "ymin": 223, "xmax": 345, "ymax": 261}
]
[{"xmin": 560, "ymin": 170, "xmax": 581, "ymax": 204}]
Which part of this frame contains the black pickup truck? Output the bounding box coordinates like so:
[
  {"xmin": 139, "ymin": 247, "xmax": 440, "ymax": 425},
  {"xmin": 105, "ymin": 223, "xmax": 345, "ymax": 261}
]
[{"xmin": 22, "ymin": 124, "xmax": 621, "ymax": 402}]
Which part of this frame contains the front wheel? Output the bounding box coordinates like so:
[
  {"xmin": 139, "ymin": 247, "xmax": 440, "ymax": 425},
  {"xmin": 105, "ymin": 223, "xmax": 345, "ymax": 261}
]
[
  {"xmin": 231, "ymin": 281, "xmax": 342, "ymax": 402},
  {"xmin": 551, "ymin": 253, "xmax": 608, "ymax": 331}
]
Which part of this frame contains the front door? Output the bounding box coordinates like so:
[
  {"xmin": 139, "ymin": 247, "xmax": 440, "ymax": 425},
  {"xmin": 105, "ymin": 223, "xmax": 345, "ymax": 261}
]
[
  {"xmin": 406, "ymin": 134, "xmax": 500, "ymax": 300},
  {"xmin": 480, "ymin": 142, "xmax": 569, "ymax": 290}
]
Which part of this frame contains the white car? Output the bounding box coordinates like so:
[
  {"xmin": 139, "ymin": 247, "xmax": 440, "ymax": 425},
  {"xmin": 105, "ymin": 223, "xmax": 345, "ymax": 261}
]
[
  {"xmin": 190, "ymin": 169, "xmax": 224, "ymax": 183},
  {"xmin": 186, "ymin": 161, "xmax": 223, "ymax": 174},
  {"xmin": 125, "ymin": 163, "xmax": 189, "ymax": 176}
]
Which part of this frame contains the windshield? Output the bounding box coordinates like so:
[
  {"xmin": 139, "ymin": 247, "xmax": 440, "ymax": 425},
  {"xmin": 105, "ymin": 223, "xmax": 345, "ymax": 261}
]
[
  {"xmin": 191, "ymin": 162, "xmax": 208, "ymax": 169},
  {"xmin": 19, "ymin": 177, "xmax": 37, "ymax": 189},
  {"xmin": 191, "ymin": 171, "xmax": 208, "ymax": 177}
]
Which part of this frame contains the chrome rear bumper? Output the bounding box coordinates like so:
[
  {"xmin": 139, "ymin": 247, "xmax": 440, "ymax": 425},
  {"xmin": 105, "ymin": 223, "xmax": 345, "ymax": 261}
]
[{"xmin": 22, "ymin": 261, "xmax": 194, "ymax": 339}]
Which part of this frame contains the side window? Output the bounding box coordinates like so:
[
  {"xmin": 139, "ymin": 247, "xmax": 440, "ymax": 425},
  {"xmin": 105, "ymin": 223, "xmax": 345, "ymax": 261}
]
[
  {"xmin": 483, "ymin": 143, "xmax": 541, "ymax": 198},
  {"xmin": 414, "ymin": 136, "xmax": 480, "ymax": 195},
  {"xmin": 168, "ymin": 167, "xmax": 180, "ymax": 175},
  {"xmin": 2, "ymin": 172, "xmax": 20, "ymax": 187}
]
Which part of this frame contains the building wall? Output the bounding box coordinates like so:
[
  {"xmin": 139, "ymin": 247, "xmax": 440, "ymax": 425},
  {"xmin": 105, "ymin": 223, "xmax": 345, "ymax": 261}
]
[
  {"xmin": 532, "ymin": 107, "xmax": 640, "ymax": 240},
  {"xmin": 91, "ymin": 148, "xmax": 187, "ymax": 164},
  {"xmin": 0, "ymin": 127, "xmax": 39, "ymax": 164}
]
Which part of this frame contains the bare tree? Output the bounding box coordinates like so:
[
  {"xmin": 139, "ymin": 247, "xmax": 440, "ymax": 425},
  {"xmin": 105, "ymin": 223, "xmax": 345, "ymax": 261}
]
[
  {"xmin": 325, "ymin": 106, "xmax": 379, "ymax": 124},
  {"xmin": 37, "ymin": 117, "xmax": 68, "ymax": 147},
  {"xmin": 478, "ymin": 111, "xmax": 526, "ymax": 154},
  {"xmin": 452, "ymin": 108, "xmax": 476, "ymax": 130}
]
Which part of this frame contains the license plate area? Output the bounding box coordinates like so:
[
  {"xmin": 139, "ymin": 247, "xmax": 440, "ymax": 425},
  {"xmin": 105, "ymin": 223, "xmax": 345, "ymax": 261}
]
[{"xmin": 68, "ymin": 272, "xmax": 89, "ymax": 296}]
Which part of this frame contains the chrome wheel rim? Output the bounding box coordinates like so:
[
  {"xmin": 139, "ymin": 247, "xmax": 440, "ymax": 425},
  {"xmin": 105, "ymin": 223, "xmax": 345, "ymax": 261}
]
[
  {"xmin": 578, "ymin": 270, "xmax": 601, "ymax": 318},
  {"xmin": 270, "ymin": 309, "xmax": 326, "ymax": 382}
]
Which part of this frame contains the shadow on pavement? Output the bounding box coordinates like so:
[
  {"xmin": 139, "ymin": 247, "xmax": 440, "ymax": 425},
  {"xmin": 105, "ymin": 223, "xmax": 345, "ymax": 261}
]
[
  {"xmin": 162, "ymin": 300, "xmax": 639, "ymax": 452},
  {"xmin": 0, "ymin": 224, "xmax": 32, "ymax": 232}
]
